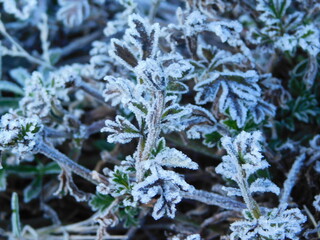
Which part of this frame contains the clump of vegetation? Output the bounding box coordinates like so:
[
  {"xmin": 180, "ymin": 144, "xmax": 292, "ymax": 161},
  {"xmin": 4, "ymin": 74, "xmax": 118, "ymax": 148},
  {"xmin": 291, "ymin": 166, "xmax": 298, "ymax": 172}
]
[{"xmin": 0, "ymin": 0, "xmax": 319, "ymax": 239}]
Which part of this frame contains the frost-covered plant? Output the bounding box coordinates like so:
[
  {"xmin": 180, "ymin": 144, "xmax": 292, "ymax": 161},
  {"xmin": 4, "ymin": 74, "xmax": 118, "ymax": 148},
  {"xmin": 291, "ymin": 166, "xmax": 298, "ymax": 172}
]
[
  {"xmin": 0, "ymin": 0, "xmax": 319, "ymax": 239},
  {"xmin": 0, "ymin": 112, "xmax": 42, "ymax": 162},
  {"xmin": 100, "ymin": 13, "xmax": 199, "ymax": 220},
  {"xmin": 216, "ymin": 131, "xmax": 306, "ymax": 239}
]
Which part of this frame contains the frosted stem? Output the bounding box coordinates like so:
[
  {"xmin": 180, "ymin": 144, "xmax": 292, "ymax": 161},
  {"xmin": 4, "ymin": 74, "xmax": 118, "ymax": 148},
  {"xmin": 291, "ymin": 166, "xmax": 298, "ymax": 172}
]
[
  {"xmin": 136, "ymin": 91, "xmax": 165, "ymax": 182},
  {"xmin": 0, "ymin": 20, "xmax": 53, "ymax": 69},
  {"xmin": 34, "ymin": 140, "xmax": 109, "ymax": 185},
  {"xmin": 75, "ymin": 79, "xmax": 105, "ymax": 104},
  {"xmin": 182, "ymin": 189, "xmax": 246, "ymax": 211}
]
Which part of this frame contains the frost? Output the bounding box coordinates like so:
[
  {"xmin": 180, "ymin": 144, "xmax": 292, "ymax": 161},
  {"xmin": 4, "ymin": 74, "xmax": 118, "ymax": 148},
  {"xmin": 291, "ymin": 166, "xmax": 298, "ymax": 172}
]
[
  {"xmin": 103, "ymin": 76, "xmax": 139, "ymax": 107},
  {"xmin": 296, "ymin": 24, "xmax": 320, "ymax": 56},
  {"xmin": 0, "ymin": 0, "xmax": 37, "ymax": 20},
  {"xmin": 195, "ymin": 71, "xmax": 261, "ymax": 127},
  {"xmin": 216, "ymin": 131, "xmax": 279, "ymax": 207},
  {"xmin": 280, "ymin": 153, "xmax": 306, "ymax": 205},
  {"xmin": 132, "ymin": 165, "xmax": 193, "ymax": 220},
  {"xmin": 153, "ymin": 148, "xmax": 198, "ymax": 170},
  {"xmin": 249, "ymin": 178, "xmax": 280, "ymax": 195},
  {"xmin": 230, "ymin": 207, "xmax": 306, "ymax": 240},
  {"xmin": 101, "ymin": 116, "xmax": 141, "ymax": 144},
  {"xmin": 0, "ymin": 112, "xmax": 42, "ymax": 161},
  {"xmin": 57, "ymin": 0, "xmax": 90, "ymax": 27}
]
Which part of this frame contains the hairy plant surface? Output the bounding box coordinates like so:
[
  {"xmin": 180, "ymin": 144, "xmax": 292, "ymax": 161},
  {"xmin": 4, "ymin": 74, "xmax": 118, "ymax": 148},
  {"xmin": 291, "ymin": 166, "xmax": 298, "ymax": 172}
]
[{"xmin": 0, "ymin": 0, "xmax": 319, "ymax": 239}]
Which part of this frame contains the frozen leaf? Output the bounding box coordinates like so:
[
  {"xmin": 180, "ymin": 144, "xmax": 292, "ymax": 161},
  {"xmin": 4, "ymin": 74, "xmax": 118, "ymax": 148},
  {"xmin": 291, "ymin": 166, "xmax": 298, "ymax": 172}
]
[
  {"xmin": 103, "ymin": 76, "xmax": 138, "ymax": 107},
  {"xmin": 251, "ymin": 100, "xmax": 276, "ymax": 124},
  {"xmin": 132, "ymin": 166, "xmax": 192, "ymax": 220},
  {"xmin": 250, "ymin": 178, "xmax": 280, "ymax": 195},
  {"xmin": 230, "ymin": 206, "xmax": 306, "ymax": 240},
  {"xmin": 57, "ymin": 0, "xmax": 90, "ymax": 27},
  {"xmin": 126, "ymin": 14, "xmax": 160, "ymax": 60},
  {"xmin": 110, "ymin": 39, "xmax": 138, "ymax": 69},
  {"xmin": 0, "ymin": 80, "xmax": 24, "ymax": 95},
  {"xmin": 102, "ymin": 116, "xmax": 141, "ymax": 144},
  {"xmin": 195, "ymin": 71, "xmax": 261, "ymax": 127},
  {"xmin": 154, "ymin": 147, "xmax": 198, "ymax": 170}
]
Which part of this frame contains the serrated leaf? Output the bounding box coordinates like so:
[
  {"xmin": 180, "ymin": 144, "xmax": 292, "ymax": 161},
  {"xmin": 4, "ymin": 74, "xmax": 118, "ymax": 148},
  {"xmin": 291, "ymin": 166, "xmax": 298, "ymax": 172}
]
[
  {"xmin": 89, "ymin": 193, "xmax": 115, "ymax": 212},
  {"xmin": 102, "ymin": 115, "xmax": 141, "ymax": 144},
  {"xmin": 195, "ymin": 71, "xmax": 260, "ymax": 127}
]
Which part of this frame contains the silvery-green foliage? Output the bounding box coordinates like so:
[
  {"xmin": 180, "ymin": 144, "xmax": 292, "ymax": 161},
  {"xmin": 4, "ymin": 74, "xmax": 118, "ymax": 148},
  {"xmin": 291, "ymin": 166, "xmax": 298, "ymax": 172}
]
[
  {"xmin": 194, "ymin": 71, "xmax": 263, "ymax": 127},
  {"xmin": 0, "ymin": 112, "xmax": 42, "ymax": 162},
  {"xmin": 216, "ymin": 131, "xmax": 279, "ymax": 197},
  {"xmin": 0, "ymin": 0, "xmax": 37, "ymax": 20},
  {"xmin": 88, "ymin": 41, "xmax": 114, "ymax": 80},
  {"xmin": 132, "ymin": 165, "xmax": 194, "ymax": 220},
  {"xmin": 19, "ymin": 71, "xmax": 68, "ymax": 118},
  {"xmin": 230, "ymin": 206, "xmax": 306, "ymax": 240},
  {"xmin": 103, "ymin": 13, "xmax": 198, "ymax": 221},
  {"xmin": 57, "ymin": 0, "xmax": 90, "ymax": 28},
  {"xmin": 102, "ymin": 116, "xmax": 141, "ymax": 144},
  {"xmin": 250, "ymin": 0, "xmax": 320, "ymax": 56}
]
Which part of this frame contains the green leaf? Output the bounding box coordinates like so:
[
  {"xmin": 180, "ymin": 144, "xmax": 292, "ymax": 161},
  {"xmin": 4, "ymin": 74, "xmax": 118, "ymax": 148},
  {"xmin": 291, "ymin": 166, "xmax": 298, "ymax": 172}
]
[
  {"xmin": 23, "ymin": 176, "xmax": 43, "ymax": 203},
  {"xmin": 223, "ymin": 119, "xmax": 239, "ymax": 130},
  {"xmin": 49, "ymin": 49, "xmax": 61, "ymax": 65},
  {"xmin": 11, "ymin": 192, "xmax": 21, "ymax": 237},
  {"xmin": 204, "ymin": 131, "xmax": 222, "ymax": 146},
  {"xmin": 151, "ymin": 137, "xmax": 166, "ymax": 156},
  {"xmin": 89, "ymin": 193, "xmax": 115, "ymax": 212},
  {"xmin": 0, "ymin": 80, "xmax": 24, "ymax": 95},
  {"xmin": 42, "ymin": 162, "xmax": 61, "ymax": 175},
  {"xmin": 5, "ymin": 164, "xmax": 39, "ymax": 176},
  {"xmin": 118, "ymin": 206, "xmax": 139, "ymax": 228},
  {"xmin": 0, "ymin": 169, "xmax": 6, "ymax": 191},
  {"xmin": 9, "ymin": 67, "xmax": 29, "ymax": 86},
  {"xmin": 167, "ymin": 81, "xmax": 188, "ymax": 94}
]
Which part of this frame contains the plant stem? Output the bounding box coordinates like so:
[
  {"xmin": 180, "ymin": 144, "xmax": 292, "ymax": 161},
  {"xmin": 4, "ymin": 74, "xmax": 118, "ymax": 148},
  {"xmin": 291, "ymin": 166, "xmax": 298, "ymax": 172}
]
[
  {"xmin": 34, "ymin": 140, "xmax": 109, "ymax": 185},
  {"xmin": 75, "ymin": 79, "xmax": 106, "ymax": 104},
  {"xmin": 136, "ymin": 91, "xmax": 165, "ymax": 182},
  {"xmin": 0, "ymin": 20, "xmax": 53, "ymax": 69},
  {"xmin": 183, "ymin": 188, "xmax": 246, "ymax": 211}
]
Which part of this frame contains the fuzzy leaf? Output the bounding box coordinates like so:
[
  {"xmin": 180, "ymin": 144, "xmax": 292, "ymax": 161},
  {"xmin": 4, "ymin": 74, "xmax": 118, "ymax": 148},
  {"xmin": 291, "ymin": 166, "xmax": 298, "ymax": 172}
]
[{"xmin": 102, "ymin": 116, "xmax": 141, "ymax": 144}]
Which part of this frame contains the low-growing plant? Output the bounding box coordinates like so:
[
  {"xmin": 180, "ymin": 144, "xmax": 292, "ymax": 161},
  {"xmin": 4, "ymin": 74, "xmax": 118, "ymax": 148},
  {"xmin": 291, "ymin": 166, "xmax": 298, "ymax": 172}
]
[{"xmin": 0, "ymin": 0, "xmax": 319, "ymax": 239}]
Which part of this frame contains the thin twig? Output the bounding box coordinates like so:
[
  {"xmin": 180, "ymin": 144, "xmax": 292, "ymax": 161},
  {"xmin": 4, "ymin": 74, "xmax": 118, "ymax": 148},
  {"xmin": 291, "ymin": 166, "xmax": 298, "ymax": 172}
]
[
  {"xmin": 34, "ymin": 140, "xmax": 109, "ymax": 185},
  {"xmin": 183, "ymin": 189, "xmax": 246, "ymax": 211}
]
